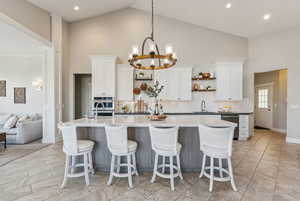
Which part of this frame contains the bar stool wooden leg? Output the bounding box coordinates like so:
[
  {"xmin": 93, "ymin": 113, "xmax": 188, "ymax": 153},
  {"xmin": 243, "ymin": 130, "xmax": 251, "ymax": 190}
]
[
  {"xmin": 132, "ymin": 152, "xmax": 139, "ymax": 176},
  {"xmin": 107, "ymin": 155, "xmax": 115, "ymax": 185},
  {"xmin": 162, "ymin": 156, "xmax": 166, "ymax": 174},
  {"xmin": 176, "ymin": 154, "xmax": 183, "ymax": 180},
  {"xmin": 219, "ymin": 158, "xmax": 223, "ymax": 178},
  {"xmin": 127, "ymin": 154, "xmax": 133, "ymax": 188},
  {"xmin": 116, "ymin": 156, "xmax": 121, "ymax": 174},
  {"xmin": 88, "ymin": 152, "xmax": 95, "ymax": 174},
  {"xmin": 71, "ymin": 155, "xmax": 76, "ymax": 174},
  {"xmin": 199, "ymin": 154, "xmax": 206, "ymax": 178},
  {"xmin": 151, "ymin": 153, "xmax": 158, "ymax": 183},
  {"xmin": 170, "ymin": 156, "xmax": 175, "ymax": 191},
  {"xmin": 228, "ymin": 157, "xmax": 237, "ymax": 191},
  {"xmin": 209, "ymin": 156, "xmax": 214, "ymax": 192},
  {"xmin": 83, "ymin": 153, "xmax": 90, "ymax": 186},
  {"xmin": 61, "ymin": 155, "xmax": 70, "ymax": 188}
]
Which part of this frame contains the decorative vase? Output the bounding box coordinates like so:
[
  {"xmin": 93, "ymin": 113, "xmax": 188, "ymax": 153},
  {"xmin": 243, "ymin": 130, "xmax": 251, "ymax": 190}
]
[{"xmin": 153, "ymin": 98, "xmax": 160, "ymax": 115}]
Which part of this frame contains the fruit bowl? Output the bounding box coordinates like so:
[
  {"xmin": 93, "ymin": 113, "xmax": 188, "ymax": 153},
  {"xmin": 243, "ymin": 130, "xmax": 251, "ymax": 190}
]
[{"xmin": 148, "ymin": 115, "xmax": 167, "ymax": 121}]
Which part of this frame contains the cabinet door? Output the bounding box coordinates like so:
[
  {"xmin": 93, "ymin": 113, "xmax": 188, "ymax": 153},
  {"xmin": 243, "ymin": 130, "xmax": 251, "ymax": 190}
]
[
  {"xmin": 216, "ymin": 64, "xmax": 230, "ymax": 100},
  {"xmin": 155, "ymin": 69, "xmax": 177, "ymax": 100},
  {"xmin": 216, "ymin": 62, "xmax": 243, "ymax": 101},
  {"xmin": 155, "ymin": 68, "xmax": 191, "ymax": 101},
  {"xmin": 177, "ymin": 68, "xmax": 192, "ymax": 101},
  {"xmin": 91, "ymin": 56, "xmax": 116, "ymax": 97},
  {"xmin": 117, "ymin": 65, "xmax": 133, "ymax": 101},
  {"xmin": 92, "ymin": 60, "xmax": 109, "ymax": 97},
  {"xmin": 229, "ymin": 64, "xmax": 243, "ymax": 101}
]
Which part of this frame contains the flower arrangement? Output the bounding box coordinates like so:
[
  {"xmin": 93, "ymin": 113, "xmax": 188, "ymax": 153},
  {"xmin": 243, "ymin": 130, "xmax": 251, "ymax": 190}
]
[{"xmin": 144, "ymin": 81, "xmax": 164, "ymax": 98}]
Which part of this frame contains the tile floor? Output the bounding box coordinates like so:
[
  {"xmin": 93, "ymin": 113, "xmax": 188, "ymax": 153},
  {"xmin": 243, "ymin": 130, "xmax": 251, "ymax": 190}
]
[
  {"xmin": 0, "ymin": 140, "xmax": 49, "ymax": 167},
  {"xmin": 0, "ymin": 130, "xmax": 300, "ymax": 201}
]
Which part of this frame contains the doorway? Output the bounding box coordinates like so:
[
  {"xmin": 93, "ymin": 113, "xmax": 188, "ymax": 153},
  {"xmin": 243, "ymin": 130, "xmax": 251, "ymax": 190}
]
[
  {"xmin": 254, "ymin": 69, "xmax": 288, "ymax": 133},
  {"xmin": 74, "ymin": 74, "xmax": 92, "ymax": 119},
  {"xmin": 255, "ymin": 83, "xmax": 273, "ymax": 129}
]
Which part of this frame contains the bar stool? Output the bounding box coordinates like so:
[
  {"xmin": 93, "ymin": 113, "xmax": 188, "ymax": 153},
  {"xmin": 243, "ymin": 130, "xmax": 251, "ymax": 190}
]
[
  {"xmin": 198, "ymin": 124, "xmax": 237, "ymax": 192},
  {"xmin": 105, "ymin": 125, "xmax": 138, "ymax": 188},
  {"xmin": 58, "ymin": 124, "xmax": 95, "ymax": 188},
  {"xmin": 149, "ymin": 126, "xmax": 183, "ymax": 191}
]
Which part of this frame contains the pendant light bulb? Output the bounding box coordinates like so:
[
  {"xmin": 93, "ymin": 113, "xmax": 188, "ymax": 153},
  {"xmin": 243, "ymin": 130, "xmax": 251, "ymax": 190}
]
[{"xmin": 132, "ymin": 45, "xmax": 139, "ymax": 56}]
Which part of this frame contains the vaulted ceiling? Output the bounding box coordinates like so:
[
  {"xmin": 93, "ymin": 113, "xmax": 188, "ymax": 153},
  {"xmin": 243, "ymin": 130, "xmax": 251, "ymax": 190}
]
[{"xmin": 27, "ymin": 0, "xmax": 300, "ymax": 37}]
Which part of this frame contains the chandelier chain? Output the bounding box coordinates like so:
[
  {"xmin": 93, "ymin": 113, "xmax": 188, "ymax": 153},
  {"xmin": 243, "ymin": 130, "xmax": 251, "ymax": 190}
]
[{"xmin": 151, "ymin": 0, "xmax": 154, "ymax": 40}]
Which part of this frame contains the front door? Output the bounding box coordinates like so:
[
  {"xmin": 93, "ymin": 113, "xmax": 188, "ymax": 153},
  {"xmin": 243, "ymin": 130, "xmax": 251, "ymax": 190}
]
[{"xmin": 255, "ymin": 84, "xmax": 273, "ymax": 129}]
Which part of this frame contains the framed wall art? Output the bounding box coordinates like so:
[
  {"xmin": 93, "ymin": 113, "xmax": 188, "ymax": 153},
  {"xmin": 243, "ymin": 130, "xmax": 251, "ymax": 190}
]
[
  {"xmin": 14, "ymin": 87, "xmax": 26, "ymax": 104},
  {"xmin": 0, "ymin": 80, "xmax": 6, "ymax": 97}
]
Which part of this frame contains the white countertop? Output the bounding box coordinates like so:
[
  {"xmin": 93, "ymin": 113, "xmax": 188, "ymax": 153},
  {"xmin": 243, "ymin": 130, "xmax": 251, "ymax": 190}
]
[{"xmin": 64, "ymin": 115, "xmax": 236, "ymax": 128}]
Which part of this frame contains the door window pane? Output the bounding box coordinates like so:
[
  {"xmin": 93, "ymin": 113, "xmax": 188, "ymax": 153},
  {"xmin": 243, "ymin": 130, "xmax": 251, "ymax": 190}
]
[{"xmin": 258, "ymin": 89, "xmax": 268, "ymax": 109}]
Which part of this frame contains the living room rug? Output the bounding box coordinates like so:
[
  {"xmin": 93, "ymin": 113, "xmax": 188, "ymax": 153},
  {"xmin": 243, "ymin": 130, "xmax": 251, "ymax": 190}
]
[{"xmin": 0, "ymin": 140, "xmax": 49, "ymax": 166}]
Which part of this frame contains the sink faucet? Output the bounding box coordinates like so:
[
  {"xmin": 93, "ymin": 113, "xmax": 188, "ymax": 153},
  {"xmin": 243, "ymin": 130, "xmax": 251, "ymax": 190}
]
[{"xmin": 201, "ymin": 100, "xmax": 206, "ymax": 112}]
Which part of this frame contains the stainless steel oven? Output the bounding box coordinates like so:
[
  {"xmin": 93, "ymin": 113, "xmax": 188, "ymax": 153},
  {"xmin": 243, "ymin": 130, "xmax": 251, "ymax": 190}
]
[
  {"xmin": 93, "ymin": 97, "xmax": 114, "ymax": 116},
  {"xmin": 221, "ymin": 113, "xmax": 239, "ymax": 140}
]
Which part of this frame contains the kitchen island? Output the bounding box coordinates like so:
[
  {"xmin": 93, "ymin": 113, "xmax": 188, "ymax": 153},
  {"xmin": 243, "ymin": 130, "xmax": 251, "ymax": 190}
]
[{"xmin": 66, "ymin": 115, "xmax": 236, "ymax": 172}]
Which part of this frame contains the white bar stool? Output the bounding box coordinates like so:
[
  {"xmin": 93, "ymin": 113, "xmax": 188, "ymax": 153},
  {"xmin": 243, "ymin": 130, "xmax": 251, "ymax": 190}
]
[
  {"xmin": 59, "ymin": 124, "xmax": 95, "ymax": 188},
  {"xmin": 198, "ymin": 125, "xmax": 237, "ymax": 192},
  {"xmin": 149, "ymin": 126, "xmax": 183, "ymax": 191},
  {"xmin": 105, "ymin": 125, "xmax": 138, "ymax": 188}
]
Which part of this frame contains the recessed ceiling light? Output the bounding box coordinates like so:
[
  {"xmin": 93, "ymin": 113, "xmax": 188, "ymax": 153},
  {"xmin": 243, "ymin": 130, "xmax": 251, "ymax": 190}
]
[
  {"xmin": 74, "ymin": 6, "xmax": 80, "ymax": 11},
  {"xmin": 263, "ymin": 14, "xmax": 271, "ymax": 20},
  {"xmin": 225, "ymin": 3, "xmax": 232, "ymax": 8}
]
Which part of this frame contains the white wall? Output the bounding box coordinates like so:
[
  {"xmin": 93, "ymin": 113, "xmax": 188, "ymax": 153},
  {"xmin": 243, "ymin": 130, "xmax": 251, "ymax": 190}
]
[
  {"xmin": 0, "ymin": 55, "xmax": 43, "ymax": 115},
  {"xmin": 248, "ymin": 26, "xmax": 300, "ymax": 142},
  {"xmin": 64, "ymin": 8, "xmax": 248, "ymax": 120}
]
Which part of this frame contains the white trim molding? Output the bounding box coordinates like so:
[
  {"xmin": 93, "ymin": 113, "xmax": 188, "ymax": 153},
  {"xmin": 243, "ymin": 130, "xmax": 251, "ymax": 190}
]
[
  {"xmin": 271, "ymin": 128, "xmax": 287, "ymax": 134},
  {"xmin": 286, "ymin": 137, "xmax": 300, "ymax": 144}
]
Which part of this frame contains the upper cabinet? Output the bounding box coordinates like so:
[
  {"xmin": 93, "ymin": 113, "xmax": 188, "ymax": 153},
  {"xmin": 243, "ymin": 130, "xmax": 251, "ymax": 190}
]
[
  {"xmin": 117, "ymin": 64, "xmax": 133, "ymax": 101},
  {"xmin": 155, "ymin": 67, "xmax": 192, "ymax": 101},
  {"xmin": 216, "ymin": 61, "xmax": 244, "ymax": 101},
  {"xmin": 90, "ymin": 55, "xmax": 117, "ymax": 97}
]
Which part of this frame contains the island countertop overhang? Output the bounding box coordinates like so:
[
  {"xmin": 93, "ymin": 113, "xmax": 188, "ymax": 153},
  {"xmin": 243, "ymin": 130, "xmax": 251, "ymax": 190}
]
[{"xmin": 64, "ymin": 115, "xmax": 237, "ymax": 128}]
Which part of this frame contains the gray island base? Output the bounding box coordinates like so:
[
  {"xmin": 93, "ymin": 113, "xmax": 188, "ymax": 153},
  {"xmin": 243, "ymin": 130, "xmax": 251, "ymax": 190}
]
[{"xmin": 70, "ymin": 116, "xmax": 236, "ymax": 173}]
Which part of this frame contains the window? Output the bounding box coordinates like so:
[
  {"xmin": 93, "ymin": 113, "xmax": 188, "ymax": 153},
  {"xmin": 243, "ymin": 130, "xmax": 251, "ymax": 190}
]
[{"xmin": 258, "ymin": 89, "xmax": 268, "ymax": 109}]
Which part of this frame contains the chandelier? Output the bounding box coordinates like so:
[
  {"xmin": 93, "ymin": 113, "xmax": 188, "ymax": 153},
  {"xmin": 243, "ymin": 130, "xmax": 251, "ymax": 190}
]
[{"xmin": 128, "ymin": 0, "xmax": 177, "ymax": 70}]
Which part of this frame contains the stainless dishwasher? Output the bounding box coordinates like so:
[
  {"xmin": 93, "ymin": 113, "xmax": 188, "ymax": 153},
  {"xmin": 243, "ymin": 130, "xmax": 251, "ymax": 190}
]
[{"xmin": 221, "ymin": 113, "xmax": 239, "ymax": 140}]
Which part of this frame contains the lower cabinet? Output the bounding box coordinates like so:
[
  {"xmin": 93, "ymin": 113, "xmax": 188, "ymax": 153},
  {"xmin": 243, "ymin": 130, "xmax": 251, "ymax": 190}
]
[{"xmin": 239, "ymin": 114, "xmax": 253, "ymax": 140}]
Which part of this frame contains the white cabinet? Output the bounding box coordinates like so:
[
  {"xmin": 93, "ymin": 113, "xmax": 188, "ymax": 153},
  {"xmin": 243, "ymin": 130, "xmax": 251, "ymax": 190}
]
[
  {"xmin": 239, "ymin": 114, "xmax": 253, "ymax": 140},
  {"xmin": 216, "ymin": 62, "xmax": 243, "ymax": 101},
  {"xmin": 90, "ymin": 55, "xmax": 117, "ymax": 97},
  {"xmin": 155, "ymin": 68, "xmax": 192, "ymax": 101},
  {"xmin": 117, "ymin": 64, "xmax": 133, "ymax": 101}
]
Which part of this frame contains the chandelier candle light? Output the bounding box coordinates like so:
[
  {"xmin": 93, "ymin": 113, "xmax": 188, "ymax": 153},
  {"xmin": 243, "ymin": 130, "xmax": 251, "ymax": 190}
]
[{"xmin": 128, "ymin": 0, "xmax": 177, "ymax": 70}]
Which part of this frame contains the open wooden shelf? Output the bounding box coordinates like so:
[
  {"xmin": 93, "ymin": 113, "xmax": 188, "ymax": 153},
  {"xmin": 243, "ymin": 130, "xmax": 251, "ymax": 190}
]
[
  {"xmin": 192, "ymin": 89, "xmax": 216, "ymax": 92},
  {"xmin": 192, "ymin": 77, "xmax": 216, "ymax": 81},
  {"xmin": 135, "ymin": 78, "xmax": 153, "ymax": 81}
]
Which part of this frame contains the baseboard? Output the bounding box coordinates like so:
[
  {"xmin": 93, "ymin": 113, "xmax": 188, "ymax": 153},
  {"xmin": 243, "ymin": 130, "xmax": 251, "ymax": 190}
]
[
  {"xmin": 271, "ymin": 128, "xmax": 287, "ymax": 134},
  {"xmin": 286, "ymin": 137, "xmax": 300, "ymax": 144}
]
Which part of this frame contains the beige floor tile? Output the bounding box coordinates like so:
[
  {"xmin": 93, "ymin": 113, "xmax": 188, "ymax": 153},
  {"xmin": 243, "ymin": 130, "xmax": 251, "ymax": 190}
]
[{"xmin": 0, "ymin": 129, "xmax": 300, "ymax": 201}]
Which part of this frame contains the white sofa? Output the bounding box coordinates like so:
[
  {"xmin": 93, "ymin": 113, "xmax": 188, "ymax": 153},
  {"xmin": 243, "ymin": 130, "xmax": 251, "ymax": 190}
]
[{"xmin": 0, "ymin": 114, "xmax": 43, "ymax": 144}]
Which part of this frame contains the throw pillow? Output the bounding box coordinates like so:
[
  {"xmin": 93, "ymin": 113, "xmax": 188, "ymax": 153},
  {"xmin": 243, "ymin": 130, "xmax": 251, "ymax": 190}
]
[
  {"xmin": 3, "ymin": 116, "xmax": 19, "ymax": 129},
  {"xmin": 17, "ymin": 115, "xmax": 28, "ymax": 123},
  {"xmin": 0, "ymin": 114, "xmax": 12, "ymax": 124}
]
